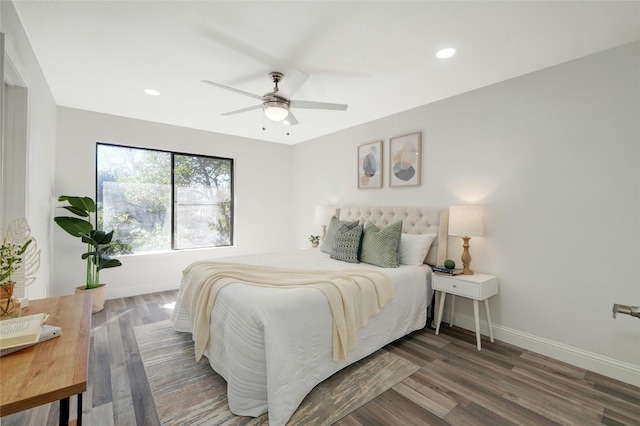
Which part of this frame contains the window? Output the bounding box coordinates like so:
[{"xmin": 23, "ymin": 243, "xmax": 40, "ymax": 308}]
[{"xmin": 96, "ymin": 143, "xmax": 233, "ymax": 254}]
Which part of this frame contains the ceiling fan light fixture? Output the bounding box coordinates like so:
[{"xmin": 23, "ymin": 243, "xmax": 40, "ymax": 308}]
[{"xmin": 263, "ymin": 101, "xmax": 289, "ymax": 121}]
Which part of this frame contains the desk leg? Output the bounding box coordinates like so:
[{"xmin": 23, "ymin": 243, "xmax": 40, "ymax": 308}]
[
  {"xmin": 435, "ymin": 291, "xmax": 446, "ymax": 335},
  {"xmin": 60, "ymin": 397, "xmax": 70, "ymax": 425},
  {"xmin": 77, "ymin": 392, "xmax": 83, "ymax": 426},
  {"xmin": 484, "ymin": 299, "xmax": 494, "ymax": 343},
  {"xmin": 473, "ymin": 300, "xmax": 481, "ymax": 351}
]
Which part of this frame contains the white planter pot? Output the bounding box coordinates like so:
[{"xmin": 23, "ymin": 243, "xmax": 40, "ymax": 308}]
[{"xmin": 75, "ymin": 284, "xmax": 107, "ymax": 313}]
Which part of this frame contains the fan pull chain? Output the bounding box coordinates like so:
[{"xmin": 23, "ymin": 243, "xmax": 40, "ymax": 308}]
[{"xmin": 260, "ymin": 114, "xmax": 289, "ymax": 136}]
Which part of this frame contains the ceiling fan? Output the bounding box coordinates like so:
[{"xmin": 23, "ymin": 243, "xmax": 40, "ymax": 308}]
[{"xmin": 201, "ymin": 71, "xmax": 348, "ymax": 126}]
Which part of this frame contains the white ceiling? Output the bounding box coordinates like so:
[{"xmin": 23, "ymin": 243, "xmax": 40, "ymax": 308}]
[{"xmin": 11, "ymin": 1, "xmax": 640, "ymax": 145}]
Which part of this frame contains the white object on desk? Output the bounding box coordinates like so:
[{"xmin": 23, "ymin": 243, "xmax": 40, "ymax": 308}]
[
  {"xmin": 0, "ymin": 324, "xmax": 61, "ymax": 356},
  {"xmin": 433, "ymin": 272, "xmax": 498, "ymax": 350}
]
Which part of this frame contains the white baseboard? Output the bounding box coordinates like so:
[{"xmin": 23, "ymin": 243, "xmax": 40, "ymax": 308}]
[{"xmin": 449, "ymin": 313, "xmax": 640, "ymax": 387}]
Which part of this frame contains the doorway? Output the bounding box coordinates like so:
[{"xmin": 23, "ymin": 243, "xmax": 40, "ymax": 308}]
[{"xmin": 1, "ymin": 32, "xmax": 30, "ymax": 297}]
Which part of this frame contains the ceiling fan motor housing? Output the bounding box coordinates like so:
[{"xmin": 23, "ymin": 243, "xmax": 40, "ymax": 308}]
[{"xmin": 263, "ymin": 93, "xmax": 289, "ymax": 107}]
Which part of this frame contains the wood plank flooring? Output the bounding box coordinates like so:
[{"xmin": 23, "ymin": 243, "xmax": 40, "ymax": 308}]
[{"xmin": 2, "ymin": 289, "xmax": 638, "ymax": 425}]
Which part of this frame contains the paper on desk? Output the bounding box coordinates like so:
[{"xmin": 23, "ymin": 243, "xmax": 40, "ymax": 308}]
[{"xmin": 0, "ymin": 313, "xmax": 48, "ymax": 349}]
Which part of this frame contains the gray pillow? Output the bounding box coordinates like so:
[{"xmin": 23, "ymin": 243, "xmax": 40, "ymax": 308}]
[
  {"xmin": 330, "ymin": 224, "xmax": 363, "ymax": 263},
  {"xmin": 360, "ymin": 221, "xmax": 402, "ymax": 268},
  {"xmin": 321, "ymin": 216, "xmax": 358, "ymax": 254}
]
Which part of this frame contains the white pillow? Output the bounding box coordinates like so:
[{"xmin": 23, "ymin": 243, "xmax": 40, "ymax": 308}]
[{"xmin": 399, "ymin": 233, "xmax": 437, "ymax": 265}]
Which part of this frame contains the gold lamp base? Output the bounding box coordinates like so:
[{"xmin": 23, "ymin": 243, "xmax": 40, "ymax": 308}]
[{"xmin": 460, "ymin": 236, "xmax": 474, "ymax": 275}]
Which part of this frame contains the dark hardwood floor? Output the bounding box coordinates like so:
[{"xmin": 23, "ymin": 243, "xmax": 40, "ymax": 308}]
[{"xmin": 2, "ymin": 290, "xmax": 639, "ymax": 425}]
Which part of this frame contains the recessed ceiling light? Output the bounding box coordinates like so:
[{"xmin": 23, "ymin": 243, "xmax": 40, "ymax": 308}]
[
  {"xmin": 144, "ymin": 89, "xmax": 160, "ymax": 96},
  {"xmin": 436, "ymin": 48, "xmax": 456, "ymax": 59}
]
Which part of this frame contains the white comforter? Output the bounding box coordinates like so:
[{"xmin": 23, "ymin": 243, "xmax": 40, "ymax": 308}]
[{"xmin": 171, "ymin": 249, "xmax": 431, "ymax": 425}]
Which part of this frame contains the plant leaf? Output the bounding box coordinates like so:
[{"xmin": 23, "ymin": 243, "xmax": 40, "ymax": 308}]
[
  {"xmin": 91, "ymin": 230, "xmax": 113, "ymax": 245},
  {"xmin": 97, "ymin": 257, "xmax": 122, "ymax": 271},
  {"xmin": 58, "ymin": 196, "xmax": 96, "ymax": 213},
  {"xmin": 91, "ymin": 230, "xmax": 108, "ymax": 243},
  {"xmin": 54, "ymin": 217, "xmax": 93, "ymax": 237},
  {"xmin": 17, "ymin": 239, "xmax": 32, "ymax": 255},
  {"xmin": 60, "ymin": 205, "xmax": 90, "ymax": 217},
  {"xmin": 81, "ymin": 235, "xmax": 98, "ymax": 247}
]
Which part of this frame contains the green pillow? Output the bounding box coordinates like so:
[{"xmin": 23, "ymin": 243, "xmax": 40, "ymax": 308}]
[
  {"xmin": 360, "ymin": 221, "xmax": 402, "ymax": 268},
  {"xmin": 330, "ymin": 224, "xmax": 363, "ymax": 263},
  {"xmin": 321, "ymin": 216, "xmax": 358, "ymax": 254}
]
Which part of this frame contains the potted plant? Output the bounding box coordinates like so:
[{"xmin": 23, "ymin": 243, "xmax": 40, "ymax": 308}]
[
  {"xmin": 54, "ymin": 195, "xmax": 122, "ymax": 313},
  {"xmin": 309, "ymin": 235, "xmax": 320, "ymax": 248},
  {"xmin": 0, "ymin": 238, "xmax": 32, "ymax": 318}
]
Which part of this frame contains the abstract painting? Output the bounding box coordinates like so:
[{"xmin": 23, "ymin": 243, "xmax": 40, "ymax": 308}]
[
  {"xmin": 390, "ymin": 132, "xmax": 421, "ymax": 187},
  {"xmin": 357, "ymin": 140, "xmax": 382, "ymax": 189}
]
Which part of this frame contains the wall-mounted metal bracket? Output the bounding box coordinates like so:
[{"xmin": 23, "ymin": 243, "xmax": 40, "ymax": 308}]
[{"xmin": 612, "ymin": 304, "xmax": 640, "ymax": 319}]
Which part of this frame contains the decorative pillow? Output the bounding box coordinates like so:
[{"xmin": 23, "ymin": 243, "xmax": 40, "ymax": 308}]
[
  {"xmin": 359, "ymin": 221, "xmax": 402, "ymax": 268},
  {"xmin": 321, "ymin": 216, "xmax": 358, "ymax": 254},
  {"xmin": 330, "ymin": 224, "xmax": 363, "ymax": 263},
  {"xmin": 399, "ymin": 233, "xmax": 437, "ymax": 265}
]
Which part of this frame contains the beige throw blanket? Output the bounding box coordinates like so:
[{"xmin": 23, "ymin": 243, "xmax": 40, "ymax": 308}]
[{"xmin": 181, "ymin": 261, "xmax": 395, "ymax": 361}]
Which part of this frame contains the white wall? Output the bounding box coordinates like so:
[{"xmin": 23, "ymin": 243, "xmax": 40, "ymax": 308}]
[
  {"xmin": 55, "ymin": 108, "xmax": 293, "ymax": 299},
  {"xmin": 292, "ymin": 42, "xmax": 640, "ymax": 385},
  {"xmin": 1, "ymin": 1, "xmax": 57, "ymax": 300}
]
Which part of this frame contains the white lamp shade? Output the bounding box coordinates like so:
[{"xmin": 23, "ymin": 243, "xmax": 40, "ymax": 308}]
[
  {"xmin": 264, "ymin": 104, "xmax": 289, "ymax": 121},
  {"xmin": 315, "ymin": 205, "xmax": 337, "ymax": 225},
  {"xmin": 448, "ymin": 205, "xmax": 484, "ymax": 237}
]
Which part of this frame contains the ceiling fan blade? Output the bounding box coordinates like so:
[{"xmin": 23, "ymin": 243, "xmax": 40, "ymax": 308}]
[
  {"xmin": 283, "ymin": 111, "xmax": 299, "ymax": 126},
  {"xmin": 290, "ymin": 100, "xmax": 348, "ymax": 111},
  {"xmin": 275, "ymin": 70, "xmax": 309, "ymax": 100},
  {"xmin": 221, "ymin": 104, "xmax": 263, "ymax": 116},
  {"xmin": 201, "ymin": 79, "xmax": 263, "ymax": 101}
]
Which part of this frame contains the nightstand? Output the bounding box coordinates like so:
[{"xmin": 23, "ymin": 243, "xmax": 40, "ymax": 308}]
[{"xmin": 433, "ymin": 273, "xmax": 498, "ymax": 350}]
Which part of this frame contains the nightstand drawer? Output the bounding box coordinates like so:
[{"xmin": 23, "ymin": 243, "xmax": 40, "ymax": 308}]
[{"xmin": 432, "ymin": 273, "xmax": 498, "ymax": 300}]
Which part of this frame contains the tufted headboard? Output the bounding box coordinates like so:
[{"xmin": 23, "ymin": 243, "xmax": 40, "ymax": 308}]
[{"xmin": 339, "ymin": 206, "xmax": 449, "ymax": 266}]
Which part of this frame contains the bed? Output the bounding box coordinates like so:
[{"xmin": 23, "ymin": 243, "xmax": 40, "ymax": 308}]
[{"xmin": 171, "ymin": 206, "xmax": 448, "ymax": 425}]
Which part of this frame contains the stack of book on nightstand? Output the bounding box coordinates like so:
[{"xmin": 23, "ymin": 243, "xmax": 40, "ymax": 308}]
[
  {"xmin": 0, "ymin": 313, "xmax": 61, "ymax": 356},
  {"xmin": 431, "ymin": 265, "xmax": 464, "ymax": 275}
]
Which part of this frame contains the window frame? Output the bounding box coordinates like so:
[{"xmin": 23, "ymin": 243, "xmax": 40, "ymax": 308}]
[{"xmin": 95, "ymin": 142, "xmax": 234, "ymax": 252}]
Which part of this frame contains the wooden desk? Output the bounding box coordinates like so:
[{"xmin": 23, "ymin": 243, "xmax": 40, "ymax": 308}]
[{"xmin": 0, "ymin": 293, "xmax": 92, "ymax": 425}]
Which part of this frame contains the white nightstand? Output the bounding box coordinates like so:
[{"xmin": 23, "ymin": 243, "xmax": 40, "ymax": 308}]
[{"xmin": 433, "ymin": 272, "xmax": 498, "ymax": 351}]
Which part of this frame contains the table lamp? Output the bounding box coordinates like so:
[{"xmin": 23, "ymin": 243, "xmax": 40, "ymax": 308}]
[
  {"xmin": 448, "ymin": 205, "xmax": 484, "ymax": 275},
  {"xmin": 314, "ymin": 206, "xmax": 337, "ymax": 241}
]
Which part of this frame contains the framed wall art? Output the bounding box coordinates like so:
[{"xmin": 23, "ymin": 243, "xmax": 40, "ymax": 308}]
[
  {"xmin": 357, "ymin": 140, "xmax": 383, "ymax": 189},
  {"xmin": 389, "ymin": 132, "xmax": 421, "ymax": 187}
]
